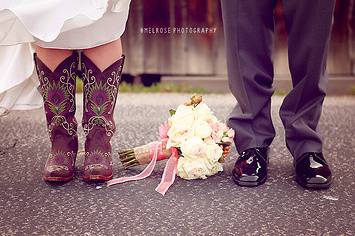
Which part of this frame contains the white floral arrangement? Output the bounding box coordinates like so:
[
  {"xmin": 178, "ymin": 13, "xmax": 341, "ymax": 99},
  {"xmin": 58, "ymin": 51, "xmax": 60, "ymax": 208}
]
[
  {"xmin": 108, "ymin": 95, "xmax": 235, "ymax": 195},
  {"xmin": 166, "ymin": 96, "xmax": 235, "ymax": 179}
]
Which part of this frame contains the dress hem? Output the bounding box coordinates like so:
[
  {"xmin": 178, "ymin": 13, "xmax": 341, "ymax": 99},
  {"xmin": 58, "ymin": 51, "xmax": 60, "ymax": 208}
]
[{"xmin": 32, "ymin": 35, "xmax": 122, "ymax": 50}]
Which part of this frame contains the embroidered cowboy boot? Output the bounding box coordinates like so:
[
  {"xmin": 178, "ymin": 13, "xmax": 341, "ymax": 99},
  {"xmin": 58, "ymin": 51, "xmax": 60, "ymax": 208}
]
[
  {"xmin": 34, "ymin": 52, "xmax": 79, "ymax": 182},
  {"xmin": 81, "ymin": 53, "xmax": 125, "ymax": 181}
]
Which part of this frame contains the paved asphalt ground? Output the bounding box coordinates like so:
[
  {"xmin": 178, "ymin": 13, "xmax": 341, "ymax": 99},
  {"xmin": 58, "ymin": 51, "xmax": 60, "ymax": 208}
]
[{"xmin": 0, "ymin": 94, "xmax": 354, "ymax": 236}]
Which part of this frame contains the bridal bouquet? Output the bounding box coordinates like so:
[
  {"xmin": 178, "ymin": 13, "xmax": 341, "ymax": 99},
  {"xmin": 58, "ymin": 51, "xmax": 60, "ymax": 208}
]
[{"xmin": 107, "ymin": 95, "xmax": 235, "ymax": 195}]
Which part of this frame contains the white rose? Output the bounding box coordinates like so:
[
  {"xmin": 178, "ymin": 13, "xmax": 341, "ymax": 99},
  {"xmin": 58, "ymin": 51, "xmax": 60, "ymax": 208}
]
[
  {"xmin": 180, "ymin": 136, "xmax": 207, "ymax": 159},
  {"xmin": 206, "ymin": 115, "xmax": 218, "ymax": 125},
  {"xmin": 177, "ymin": 157, "xmax": 210, "ymax": 179},
  {"xmin": 194, "ymin": 103, "xmax": 213, "ymax": 121},
  {"xmin": 177, "ymin": 157, "xmax": 223, "ymax": 180},
  {"xmin": 166, "ymin": 105, "xmax": 195, "ymax": 148},
  {"xmin": 192, "ymin": 120, "xmax": 212, "ymax": 139},
  {"xmin": 177, "ymin": 157, "xmax": 191, "ymax": 179},
  {"xmin": 166, "ymin": 127, "xmax": 191, "ymax": 148},
  {"xmin": 203, "ymin": 158, "xmax": 223, "ymax": 176},
  {"xmin": 206, "ymin": 142, "xmax": 223, "ymax": 162},
  {"xmin": 210, "ymin": 162, "xmax": 223, "ymax": 175},
  {"xmin": 212, "ymin": 130, "xmax": 224, "ymax": 143},
  {"xmin": 204, "ymin": 136, "xmax": 213, "ymax": 143},
  {"xmin": 168, "ymin": 105, "xmax": 194, "ymax": 130}
]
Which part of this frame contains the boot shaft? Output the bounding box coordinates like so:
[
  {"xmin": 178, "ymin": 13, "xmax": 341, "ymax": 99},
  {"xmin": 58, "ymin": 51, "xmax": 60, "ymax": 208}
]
[
  {"xmin": 81, "ymin": 53, "xmax": 125, "ymax": 140},
  {"xmin": 34, "ymin": 52, "xmax": 80, "ymax": 181},
  {"xmin": 34, "ymin": 52, "xmax": 79, "ymax": 151},
  {"xmin": 80, "ymin": 53, "xmax": 125, "ymax": 181}
]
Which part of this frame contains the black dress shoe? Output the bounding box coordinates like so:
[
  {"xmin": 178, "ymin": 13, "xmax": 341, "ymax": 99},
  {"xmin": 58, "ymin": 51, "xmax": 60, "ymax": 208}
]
[
  {"xmin": 232, "ymin": 147, "xmax": 269, "ymax": 187},
  {"xmin": 294, "ymin": 152, "xmax": 332, "ymax": 189}
]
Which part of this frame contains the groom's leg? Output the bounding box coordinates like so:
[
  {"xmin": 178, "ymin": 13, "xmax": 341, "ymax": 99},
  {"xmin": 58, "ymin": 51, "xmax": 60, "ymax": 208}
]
[
  {"xmin": 279, "ymin": 0, "xmax": 335, "ymax": 159},
  {"xmin": 221, "ymin": 0, "xmax": 276, "ymax": 153}
]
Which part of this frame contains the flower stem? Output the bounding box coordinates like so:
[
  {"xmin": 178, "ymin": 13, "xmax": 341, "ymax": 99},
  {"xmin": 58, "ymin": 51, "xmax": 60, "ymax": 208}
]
[{"xmin": 119, "ymin": 148, "xmax": 139, "ymax": 168}]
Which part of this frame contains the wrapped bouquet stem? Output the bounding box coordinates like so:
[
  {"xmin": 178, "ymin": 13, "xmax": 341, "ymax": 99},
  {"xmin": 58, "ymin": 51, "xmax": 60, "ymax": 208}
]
[
  {"xmin": 107, "ymin": 95, "xmax": 235, "ymax": 195},
  {"xmin": 118, "ymin": 139, "xmax": 171, "ymax": 168}
]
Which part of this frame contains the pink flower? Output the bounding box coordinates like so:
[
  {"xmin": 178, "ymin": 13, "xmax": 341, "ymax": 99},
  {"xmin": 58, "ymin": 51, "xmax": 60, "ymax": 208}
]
[
  {"xmin": 211, "ymin": 123, "xmax": 220, "ymax": 132},
  {"xmin": 218, "ymin": 123, "xmax": 228, "ymax": 132},
  {"xmin": 159, "ymin": 121, "xmax": 170, "ymax": 140},
  {"xmin": 212, "ymin": 132, "xmax": 221, "ymax": 143}
]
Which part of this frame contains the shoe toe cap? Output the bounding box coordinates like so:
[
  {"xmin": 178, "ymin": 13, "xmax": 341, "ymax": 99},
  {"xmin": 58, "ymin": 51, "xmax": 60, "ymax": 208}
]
[
  {"xmin": 83, "ymin": 164, "xmax": 112, "ymax": 178},
  {"xmin": 238, "ymin": 174, "xmax": 262, "ymax": 182},
  {"xmin": 307, "ymin": 174, "xmax": 331, "ymax": 184},
  {"xmin": 45, "ymin": 165, "xmax": 71, "ymax": 178}
]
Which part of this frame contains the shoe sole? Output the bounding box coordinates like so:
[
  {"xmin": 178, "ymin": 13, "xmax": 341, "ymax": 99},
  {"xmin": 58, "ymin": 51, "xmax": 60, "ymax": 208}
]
[
  {"xmin": 295, "ymin": 177, "xmax": 331, "ymax": 189},
  {"xmin": 82, "ymin": 174, "xmax": 113, "ymax": 182},
  {"xmin": 43, "ymin": 174, "xmax": 74, "ymax": 182},
  {"xmin": 232, "ymin": 174, "xmax": 267, "ymax": 187}
]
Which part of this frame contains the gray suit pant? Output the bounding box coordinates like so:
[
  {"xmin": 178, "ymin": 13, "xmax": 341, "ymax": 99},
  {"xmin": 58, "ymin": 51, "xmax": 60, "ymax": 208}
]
[{"xmin": 221, "ymin": 0, "xmax": 335, "ymax": 159}]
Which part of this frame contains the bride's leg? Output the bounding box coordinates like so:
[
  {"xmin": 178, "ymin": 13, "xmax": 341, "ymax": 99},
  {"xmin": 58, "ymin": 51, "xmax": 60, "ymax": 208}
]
[
  {"xmin": 34, "ymin": 46, "xmax": 73, "ymax": 72},
  {"xmin": 33, "ymin": 46, "xmax": 79, "ymax": 182},
  {"xmin": 80, "ymin": 39, "xmax": 125, "ymax": 181},
  {"xmin": 82, "ymin": 39, "xmax": 123, "ymax": 71}
]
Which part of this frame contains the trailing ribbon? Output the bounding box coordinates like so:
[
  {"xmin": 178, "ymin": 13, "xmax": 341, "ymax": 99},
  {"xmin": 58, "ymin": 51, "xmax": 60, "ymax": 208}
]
[
  {"xmin": 155, "ymin": 148, "xmax": 179, "ymax": 195},
  {"xmin": 107, "ymin": 141, "xmax": 180, "ymax": 196},
  {"xmin": 107, "ymin": 142, "xmax": 159, "ymax": 186}
]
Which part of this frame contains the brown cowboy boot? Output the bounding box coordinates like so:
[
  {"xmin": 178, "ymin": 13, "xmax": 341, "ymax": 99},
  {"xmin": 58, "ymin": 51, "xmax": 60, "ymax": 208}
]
[
  {"xmin": 80, "ymin": 53, "xmax": 125, "ymax": 181},
  {"xmin": 34, "ymin": 52, "xmax": 79, "ymax": 182}
]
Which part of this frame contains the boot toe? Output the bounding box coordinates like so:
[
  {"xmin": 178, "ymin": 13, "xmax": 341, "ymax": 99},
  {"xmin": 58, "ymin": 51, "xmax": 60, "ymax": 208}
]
[
  {"xmin": 83, "ymin": 164, "xmax": 112, "ymax": 181},
  {"xmin": 43, "ymin": 165, "xmax": 73, "ymax": 182}
]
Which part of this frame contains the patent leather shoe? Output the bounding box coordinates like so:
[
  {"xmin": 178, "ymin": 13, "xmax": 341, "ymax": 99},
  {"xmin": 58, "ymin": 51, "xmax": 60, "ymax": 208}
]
[
  {"xmin": 232, "ymin": 147, "xmax": 268, "ymax": 187},
  {"xmin": 294, "ymin": 152, "xmax": 332, "ymax": 189}
]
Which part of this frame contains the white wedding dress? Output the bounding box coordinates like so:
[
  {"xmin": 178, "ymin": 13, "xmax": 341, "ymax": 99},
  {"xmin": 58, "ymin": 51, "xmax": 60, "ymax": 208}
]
[{"xmin": 0, "ymin": 0, "xmax": 131, "ymax": 115}]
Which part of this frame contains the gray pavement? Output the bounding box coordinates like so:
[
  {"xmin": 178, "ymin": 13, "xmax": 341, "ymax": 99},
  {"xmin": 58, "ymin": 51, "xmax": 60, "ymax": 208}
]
[{"xmin": 0, "ymin": 94, "xmax": 354, "ymax": 236}]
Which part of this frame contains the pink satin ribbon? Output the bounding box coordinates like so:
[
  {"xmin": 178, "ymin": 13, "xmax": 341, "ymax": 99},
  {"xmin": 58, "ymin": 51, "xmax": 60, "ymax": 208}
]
[
  {"xmin": 149, "ymin": 140, "xmax": 169, "ymax": 161},
  {"xmin": 155, "ymin": 148, "xmax": 179, "ymax": 195},
  {"xmin": 106, "ymin": 142, "xmax": 159, "ymax": 187},
  {"xmin": 107, "ymin": 141, "xmax": 179, "ymax": 196}
]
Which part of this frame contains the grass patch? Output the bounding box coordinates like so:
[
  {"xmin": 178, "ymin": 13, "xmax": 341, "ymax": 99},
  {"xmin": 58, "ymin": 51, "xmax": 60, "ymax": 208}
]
[
  {"xmin": 76, "ymin": 77, "xmax": 83, "ymax": 93},
  {"xmin": 274, "ymin": 89, "xmax": 287, "ymax": 96},
  {"xmin": 76, "ymin": 77, "xmax": 293, "ymax": 95},
  {"xmin": 76, "ymin": 78, "xmax": 209, "ymax": 94},
  {"xmin": 351, "ymin": 85, "xmax": 355, "ymax": 95},
  {"xmin": 120, "ymin": 82, "xmax": 209, "ymax": 93}
]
